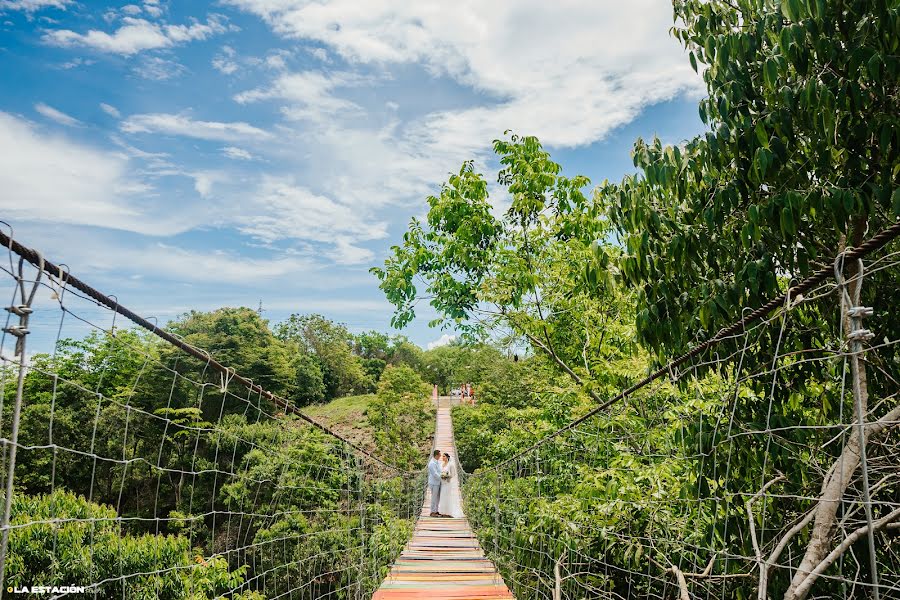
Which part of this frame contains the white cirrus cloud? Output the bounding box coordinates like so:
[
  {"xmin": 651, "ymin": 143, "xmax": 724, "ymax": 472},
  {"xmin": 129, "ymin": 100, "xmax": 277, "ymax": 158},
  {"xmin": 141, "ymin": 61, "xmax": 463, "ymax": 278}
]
[
  {"xmin": 225, "ymin": 0, "xmax": 702, "ymax": 149},
  {"xmin": 133, "ymin": 56, "xmax": 187, "ymax": 80},
  {"xmin": 0, "ymin": 0, "xmax": 69, "ymax": 11},
  {"xmin": 43, "ymin": 15, "xmax": 231, "ymax": 55},
  {"xmin": 34, "ymin": 102, "xmax": 81, "ymax": 127},
  {"xmin": 234, "ymin": 70, "xmax": 365, "ymax": 122},
  {"xmin": 237, "ymin": 176, "xmax": 387, "ymax": 259},
  {"xmin": 121, "ymin": 112, "xmax": 272, "ymax": 142},
  {"xmin": 0, "ymin": 112, "xmax": 148, "ymax": 230},
  {"xmin": 222, "ymin": 146, "xmax": 253, "ymax": 160},
  {"xmin": 99, "ymin": 102, "xmax": 121, "ymax": 118}
]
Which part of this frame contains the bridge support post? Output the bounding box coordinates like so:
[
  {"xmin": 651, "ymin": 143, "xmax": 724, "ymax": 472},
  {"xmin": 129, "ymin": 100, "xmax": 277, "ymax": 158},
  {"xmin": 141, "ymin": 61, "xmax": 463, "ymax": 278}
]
[{"xmin": 0, "ymin": 255, "xmax": 43, "ymax": 599}]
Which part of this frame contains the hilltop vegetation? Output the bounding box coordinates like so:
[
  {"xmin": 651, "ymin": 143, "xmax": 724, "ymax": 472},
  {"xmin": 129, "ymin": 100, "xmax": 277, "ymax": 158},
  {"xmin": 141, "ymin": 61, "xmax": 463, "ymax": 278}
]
[{"xmin": 3, "ymin": 308, "xmax": 437, "ymax": 598}]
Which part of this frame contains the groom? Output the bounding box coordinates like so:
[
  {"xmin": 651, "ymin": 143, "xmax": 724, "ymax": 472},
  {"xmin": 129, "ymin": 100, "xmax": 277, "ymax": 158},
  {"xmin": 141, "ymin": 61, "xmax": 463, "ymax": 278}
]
[{"xmin": 428, "ymin": 449, "xmax": 443, "ymax": 517}]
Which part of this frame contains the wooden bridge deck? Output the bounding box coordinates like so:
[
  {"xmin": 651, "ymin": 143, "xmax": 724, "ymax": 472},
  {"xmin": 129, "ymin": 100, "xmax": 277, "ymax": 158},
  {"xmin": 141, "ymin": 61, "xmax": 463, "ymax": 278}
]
[{"xmin": 371, "ymin": 407, "xmax": 514, "ymax": 600}]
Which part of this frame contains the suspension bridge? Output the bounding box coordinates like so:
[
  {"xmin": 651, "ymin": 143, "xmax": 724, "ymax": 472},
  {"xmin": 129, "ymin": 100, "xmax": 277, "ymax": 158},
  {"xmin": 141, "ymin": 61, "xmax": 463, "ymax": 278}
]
[
  {"xmin": 0, "ymin": 221, "xmax": 899, "ymax": 599},
  {"xmin": 371, "ymin": 406, "xmax": 513, "ymax": 599}
]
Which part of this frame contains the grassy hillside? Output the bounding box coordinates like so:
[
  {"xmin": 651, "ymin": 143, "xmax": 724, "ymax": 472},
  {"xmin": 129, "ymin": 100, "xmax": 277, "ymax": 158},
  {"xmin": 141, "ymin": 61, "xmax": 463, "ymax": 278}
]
[
  {"xmin": 304, "ymin": 394, "xmax": 377, "ymax": 451},
  {"xmin": 305, "ymin": 391, "xmax": 436, "ymax": 469}
]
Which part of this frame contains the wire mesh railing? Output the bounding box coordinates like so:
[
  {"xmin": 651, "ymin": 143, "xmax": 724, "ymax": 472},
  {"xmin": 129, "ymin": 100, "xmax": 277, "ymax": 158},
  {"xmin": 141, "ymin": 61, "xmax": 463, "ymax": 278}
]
[
  {"xmin": 459, "ymin": 227, "xmax": 900, "ymax": 600},
  {"xmin": 0, "ymin": 229, "xmax": 423, "ymax": 600}
]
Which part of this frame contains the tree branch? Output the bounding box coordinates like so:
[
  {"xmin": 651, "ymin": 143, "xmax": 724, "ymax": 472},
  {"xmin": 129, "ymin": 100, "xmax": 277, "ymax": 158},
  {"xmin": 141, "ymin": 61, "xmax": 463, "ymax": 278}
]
[
  {"xmin": 747, "ymin": 473, "xmax": 786, "ymax": 565},
  {"xmin": 792, "ymin": 506, "xmax": 900, "ymax": 599},
  {"xmin": 667, "ymin": 564, "xmax": 691, "ymax": 600},
  {"xmin": 784, "ymin": 402, "xmax": 900, "ymax": 600},
  {"xmin": 522, "ymin": 331, "xmax": 605, "ymax": 405},
  {"xmin": 760, "ymin": 507, "xmax": 816, "ymax": 600}
]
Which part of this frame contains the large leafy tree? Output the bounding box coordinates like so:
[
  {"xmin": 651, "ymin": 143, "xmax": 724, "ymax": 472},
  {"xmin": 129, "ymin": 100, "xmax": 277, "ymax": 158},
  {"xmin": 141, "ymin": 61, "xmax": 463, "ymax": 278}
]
[
  {"xmin": 607, "ymin": 0, "xmax": 900, "ymax": 355},
  {"xmin": 167, "ymin": 308, "xmax": 297, "ymax": 415},
  {"xmin": 276, "ymin": 314, "xmax": 371, "ymax": 399},
  {"xmin": 604, "ymin": 3, "xmax": 900, "ymax": 598},
  {"xmin": 372, "ymin": 136, "xmax": 634, "ymax": 405}
]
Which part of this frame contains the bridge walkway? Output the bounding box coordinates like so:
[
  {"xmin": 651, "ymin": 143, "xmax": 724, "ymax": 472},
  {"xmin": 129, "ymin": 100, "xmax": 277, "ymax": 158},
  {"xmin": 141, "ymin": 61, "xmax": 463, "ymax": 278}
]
[{"xmin": 371, "ymin": 407, "xmax": 513, "ymax": 599}]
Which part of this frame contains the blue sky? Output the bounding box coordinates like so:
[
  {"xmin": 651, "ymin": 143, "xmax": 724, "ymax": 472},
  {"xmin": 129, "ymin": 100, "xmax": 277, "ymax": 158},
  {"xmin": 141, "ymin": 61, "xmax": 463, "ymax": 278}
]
[{"xmin": 0, "ymin": 0, "xmax": 707, "ymax": 351}]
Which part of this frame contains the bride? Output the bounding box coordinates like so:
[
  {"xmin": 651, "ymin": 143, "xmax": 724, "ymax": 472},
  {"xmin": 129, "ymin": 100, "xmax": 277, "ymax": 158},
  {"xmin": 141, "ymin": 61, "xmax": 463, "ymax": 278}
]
[{"xmin": 438, "ymin": 452, "xmax": 462, "ymax": 518}]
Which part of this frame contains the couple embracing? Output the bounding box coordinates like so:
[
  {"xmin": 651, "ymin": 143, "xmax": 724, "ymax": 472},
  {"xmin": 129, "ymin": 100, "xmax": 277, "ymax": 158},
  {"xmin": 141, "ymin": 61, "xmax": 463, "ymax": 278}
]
[{"xmin": 427, "ymin": 449, "xmax": 460, "ymax": 518}]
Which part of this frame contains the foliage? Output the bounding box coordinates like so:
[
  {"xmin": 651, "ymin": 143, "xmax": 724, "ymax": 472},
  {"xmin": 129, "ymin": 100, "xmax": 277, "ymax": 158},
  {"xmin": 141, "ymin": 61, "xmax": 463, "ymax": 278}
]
[
  {"xmin": 6, "ymin": 307, "xmax": 431, "ymax": 598},
  {"xmin": 604, "ymin": 0, "xmax": 900, "ymax": 357},
  {"xmin": 374, "ymin": 2, "xmax": 900, "ymax": 598},
  {"xmin": 277, "ymin": 314, "xmax": 372, "ymax": 398},
  {"xmin": 5, "ymin": 489, "xmax": 262, "ymax": 600},
  {"xmin": 368, "ymin": 365, "xmax": 434, "ymax": 469},
  {"xmin": 168, "ymin": 308, "xmax": 297, "ymax": 410}
]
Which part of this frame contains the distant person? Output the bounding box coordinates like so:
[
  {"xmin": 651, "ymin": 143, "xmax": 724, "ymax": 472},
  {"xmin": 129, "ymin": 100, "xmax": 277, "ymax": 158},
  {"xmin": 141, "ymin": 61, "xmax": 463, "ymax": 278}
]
[{"xmin": 427, "ymin": 449, "xmax": 443, "ymax": 517}]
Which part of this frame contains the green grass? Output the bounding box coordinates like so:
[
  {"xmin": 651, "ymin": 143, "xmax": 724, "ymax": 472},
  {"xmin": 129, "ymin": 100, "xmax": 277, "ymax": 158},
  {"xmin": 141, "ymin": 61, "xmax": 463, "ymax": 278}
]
[{"xmin": 303, "ymin": 394, "xmax": 376, "ymax": 450}]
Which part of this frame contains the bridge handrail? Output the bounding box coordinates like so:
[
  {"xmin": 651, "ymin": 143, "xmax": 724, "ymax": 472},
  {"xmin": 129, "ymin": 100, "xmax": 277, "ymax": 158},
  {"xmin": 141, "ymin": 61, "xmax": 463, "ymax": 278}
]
[{"xmin": 0, "ymin": 227, "xmax": 417, "ymax": 475}]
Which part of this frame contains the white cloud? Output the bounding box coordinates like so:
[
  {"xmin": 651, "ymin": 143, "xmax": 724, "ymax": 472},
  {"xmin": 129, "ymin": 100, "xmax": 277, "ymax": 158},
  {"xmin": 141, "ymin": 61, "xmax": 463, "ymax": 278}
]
[
  {"xmin": 43, "ymin": 15, "xmax": 231, "ymax": 55},
  {"xmin": 235, "ymin": 70, "xmax": 365, "ymax": 122},
  {"xmin": 121, "ymin": 113, "xmax": 272, "ymax": 142},
  {"xmin": 100, "ymin": 102, "xmax": 121, "ymax": 118},
  {"xmin": 143, "ymin": 0, "xmax": 162, "ymax": 18},
  {"xmin": 427, "ymin": 333, "xmax": 455, "ymax": 350},
  {"xmin": 226, "ymin": 0, "xmax": 702, "ymax": 148},
  {"xmin": 265, "ymin": 51, "xmax": 288, "ymax": 70},
  {"xmin": 0, "ymin": 112, "xmax": 148, "ymax": 230},
  {"xmin": 331, "ymin": 238, "xmax": 373, "ymax": 265},
  {"xmin": 133, "ymin": 56, "xmax": 187, "ymax": 80},
  {"xmin": 59, "ymin": 57, "xmax": 93, "ymax": 69},
  {"xmin": 212, "ymin": 52, "xmax": 238, "ymax": 74},
  {"xmin": 34, "ymin": 102, "xmax": 81, "ymax": 127},
  {"xmin": 47, "ymin": 236, "xmax": 321, "ymax": 285},
  {"xmin": 222, "ymin": 146, "xmax": 253, "ymax": 160},
  {"xmin": 237, "ymin": 176, "xmax": 387, "ymax": 250},
  {"xmin": 0, "ymin": 0, "xmax": 69, "ymax": 12},
  {"xmin": 121, "ymin": 4, "xmax": 141, "ymax": 15},
  {"xmin": 307, "ymin": 47, "xmax": 328, "ymax": 62},
  {"xmin": 192, "ymin": 172, "xmax": 215, "ymax": 197}
]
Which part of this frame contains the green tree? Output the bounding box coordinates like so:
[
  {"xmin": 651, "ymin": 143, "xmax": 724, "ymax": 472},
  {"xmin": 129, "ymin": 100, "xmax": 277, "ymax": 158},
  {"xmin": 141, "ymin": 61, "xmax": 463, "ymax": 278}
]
[
  {"xmin": 276, "ymin": 314, "xmax": 371, "ymax": 399},
  {"xmin": 368, "ymin": 365, "xmax": 433, "ymax": 469},
  {"xmin": 603, "ymin": 0, "xmax": 900, "ymax": 357},
  {"xmin": 293, "ymin": 352, "xmax": 327, "ymax": 405},
  {"xmin": 5, "ymin": 490, "xmax": 261, "ymax": 600},
  {"xmin": 167, "ymin": 307, "xmax": 297, "ymax": 415}
]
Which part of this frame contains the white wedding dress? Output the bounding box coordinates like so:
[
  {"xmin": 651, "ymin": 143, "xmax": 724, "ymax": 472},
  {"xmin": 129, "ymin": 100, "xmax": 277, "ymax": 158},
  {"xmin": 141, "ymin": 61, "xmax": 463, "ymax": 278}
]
[{"xmin": 438, "ymin": 459, "xmax": 463, "ymax": 517}]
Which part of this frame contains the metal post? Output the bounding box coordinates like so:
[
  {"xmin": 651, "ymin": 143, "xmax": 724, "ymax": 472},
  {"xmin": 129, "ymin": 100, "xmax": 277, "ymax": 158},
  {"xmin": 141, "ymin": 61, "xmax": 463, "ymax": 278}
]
[
  {"xmin": 837, "ymin": 255, "xmax": 879, "ymax": 599},
  {"xmin": 357, "ymin": 456, "xmax": 365, "ymax": 600},
  {"xmin": 0, "ymin": 255, "xmax": 42, "ymax": 597},
  {"xmin": 494, "ymin": 470, "xmax": 501, "ymax": 586}
]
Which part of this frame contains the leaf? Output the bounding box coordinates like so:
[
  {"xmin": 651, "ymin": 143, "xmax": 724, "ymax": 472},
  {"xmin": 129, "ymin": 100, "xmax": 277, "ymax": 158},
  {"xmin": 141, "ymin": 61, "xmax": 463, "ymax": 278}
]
[
  {"xmin": 781, "ymin": 0, "xmax": 795, "ymax": 20},
  {"xmin": 868, "ymin": 54, "xmax": 882, "ymax": 86},
  {"xmin": 765, "ymin": 59, "xmax": 778, "ymax": 90},
  {"xmin": 780, "ymin": 207, "xmax": 795, "ymax": 236},
  {"xmin": 892, "ymin": 188, "xmax": 900, "ymax": 217},
  {"xmin": 689, "ymin": 50, "xmax": 698, "ymax": 73},
  {"xmin": 755, "ymin": 122, "xmax": 769, "ymax": 148},
  {"xmin": 718, "ymin": 38, "xmax": 730, "ymax": 70},
  {"xmin": 880, "ymin": 123, "xmax": 892, "ymax": 154}
]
